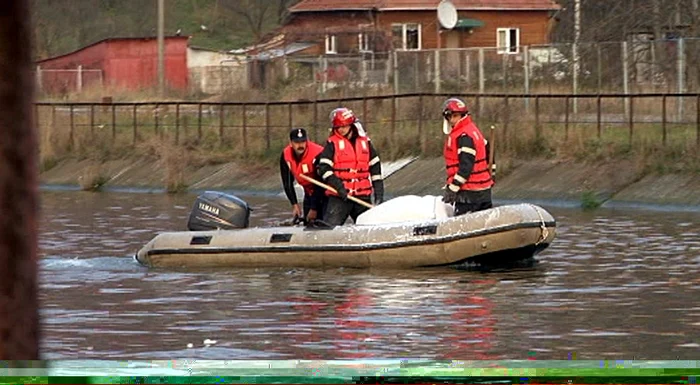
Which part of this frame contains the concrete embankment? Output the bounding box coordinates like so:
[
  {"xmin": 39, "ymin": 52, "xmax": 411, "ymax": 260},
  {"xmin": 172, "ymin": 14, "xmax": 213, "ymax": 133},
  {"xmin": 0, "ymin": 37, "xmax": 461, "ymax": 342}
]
[{"xmin": 39, "ymin": 157, "xmax": 700, "ymax": 210}]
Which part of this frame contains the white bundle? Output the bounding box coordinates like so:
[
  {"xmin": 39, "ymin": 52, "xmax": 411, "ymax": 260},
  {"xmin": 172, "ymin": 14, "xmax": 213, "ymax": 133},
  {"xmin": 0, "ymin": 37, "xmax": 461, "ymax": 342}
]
[{"xmin": 356, "ymin": 195, "xmax": 454, "ymax": 225}]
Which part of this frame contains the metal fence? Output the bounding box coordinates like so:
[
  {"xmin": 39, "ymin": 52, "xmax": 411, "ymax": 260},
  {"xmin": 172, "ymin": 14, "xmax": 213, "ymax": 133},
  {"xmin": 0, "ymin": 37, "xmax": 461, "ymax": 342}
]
[{"xmin": 36, "ymin": 92, "xmax": 700, "ymax": 161}]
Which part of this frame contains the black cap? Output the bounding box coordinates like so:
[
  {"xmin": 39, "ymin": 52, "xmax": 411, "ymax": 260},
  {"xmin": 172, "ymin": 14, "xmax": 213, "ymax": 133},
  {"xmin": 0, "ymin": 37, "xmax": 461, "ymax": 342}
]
[{"xmin": 289, "ymin": 128, "xmax": 308, "ymax": 142}]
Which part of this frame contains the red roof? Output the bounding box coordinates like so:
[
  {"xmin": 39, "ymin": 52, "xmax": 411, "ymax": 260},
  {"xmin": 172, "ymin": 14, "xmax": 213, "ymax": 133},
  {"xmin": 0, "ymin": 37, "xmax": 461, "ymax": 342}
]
[{"xmin": 289, "ymin": 0, "xmax": 561, "ymax": 12}]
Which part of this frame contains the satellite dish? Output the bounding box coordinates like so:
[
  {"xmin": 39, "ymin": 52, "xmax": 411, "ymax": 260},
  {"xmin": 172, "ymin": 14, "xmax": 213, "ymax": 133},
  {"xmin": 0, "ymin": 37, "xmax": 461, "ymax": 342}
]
[{"xmin": 437, "ymin": 0, "xmax": 458, "ymax": 30}]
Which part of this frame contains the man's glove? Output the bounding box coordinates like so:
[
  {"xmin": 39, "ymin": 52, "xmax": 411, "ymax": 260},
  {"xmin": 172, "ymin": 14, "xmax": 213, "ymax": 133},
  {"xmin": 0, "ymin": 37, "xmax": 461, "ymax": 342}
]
[
  {"xmin": 442, "ymin": 184, "xmax": 459, "ymax": 204},
  {"xmin": 336, "ymin": 186, "xmax": 349, "ymax": 200}
]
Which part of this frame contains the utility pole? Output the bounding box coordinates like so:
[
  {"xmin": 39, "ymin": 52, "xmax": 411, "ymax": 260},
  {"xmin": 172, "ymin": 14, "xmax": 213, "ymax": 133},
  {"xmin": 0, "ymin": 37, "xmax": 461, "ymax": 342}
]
[
  {"xmin": 157, "ymin": 0, "xmax": 165, "ymax": 96},
  {"xmin": 573, "ymin": 0, "xmax": 580, "ymax": 114}
]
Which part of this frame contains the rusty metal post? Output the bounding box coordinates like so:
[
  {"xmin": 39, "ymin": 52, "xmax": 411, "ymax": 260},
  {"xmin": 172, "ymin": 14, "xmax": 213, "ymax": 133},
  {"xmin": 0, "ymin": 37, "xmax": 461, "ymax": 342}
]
[
  {"xmin": 535, "ymin": 95, "xmax": 540, "ymax": 141},
  {"xmin": 564, "ymin": 95, "xmax": 570, "ymax": 141},
  {"xmin": 175, "ymin": 103, "xmax": 180, "ymax": 145},
  {"xmin": 219, "ymin": 103, "xmax": 225, "ymax": 144},
  {"xmin": 288, "ymin": 102, "xmax": 293, "ymax": 130},
  {"xmin": 391, "ymin": 94, "xmax": 397, "ymax": 141},
  {"xmin": 265, "ymin": 103, "xmax": 271, "ymax": 151},
  {"xmin": 132, "ymin": 104, "xmax": 138, "ymax": 145},
  {"xmin": 503, "ymin": 95, "xmax": 509, "ymax": 152},
  {"xmin": 0, "ymin": 0, "xmax": 40, "ymax": 359},
  {"xmin": 69, "ymin": 104, "xmax": 74, "ymax": 149},
  {"xmin": 111, "ymin": 103, "xmax": 116, "ymax": 140},
  {"xmin": 418, "ymin": 94, "xmax": 424, "ymax": 154},
  {"xmin": 197, "ymin": 103, "xmax": 202, "ymax": 141},
  {"xmin": 89, "ymin": 104, "xmax": 94, "ymax": 138},
  {"xmin": 629, "ymin": 95, "xmax": 634, "ymax": 145},
  {"xmin": 662, "ymin": 94, "xmax": 667, "ymax": 146},
  {"xmin": 154, "ymin": 103, "xmax": 159, "ymax": 137},
  {"xmin": 596, "ymin": 95, "xmax": 602, "ymax": 139},
  {"xmin": 242, "ymin": 103, "xmax": 248, "ymax": 155}
]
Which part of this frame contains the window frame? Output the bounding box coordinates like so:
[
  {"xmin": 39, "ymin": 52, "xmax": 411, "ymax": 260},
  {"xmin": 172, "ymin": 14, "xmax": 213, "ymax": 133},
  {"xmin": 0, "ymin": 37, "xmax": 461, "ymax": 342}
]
[
  {"xmin": 497, "ymin": 27, "xmax": 520, "ymax": 54},
  {"xmin": 391, "ymin": 23, "xmax": 422, "ymax": 51},
  {"xmin": 325, "ymin": 34, "xmax": 337, "ymax": 54}
]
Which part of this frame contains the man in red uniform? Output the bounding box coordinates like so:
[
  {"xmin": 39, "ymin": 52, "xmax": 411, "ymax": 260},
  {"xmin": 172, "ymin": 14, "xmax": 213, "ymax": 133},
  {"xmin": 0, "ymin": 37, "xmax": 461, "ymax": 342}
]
[
  {"xmin": 441, "ymin": 98, "xmax": 494, "ymax": 215},
  {"xmin": 317, "ymin": 108, "xmax": 384, "ymax": 226},
  {"xmin": 280, "ymin": 127, "xmax": 327, "ymax": 223}
]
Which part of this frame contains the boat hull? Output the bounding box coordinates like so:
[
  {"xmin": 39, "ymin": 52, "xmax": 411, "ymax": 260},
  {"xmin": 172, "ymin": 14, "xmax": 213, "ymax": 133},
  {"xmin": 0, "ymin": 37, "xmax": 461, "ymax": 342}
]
[{"xmin": 135, "ymin": 203, "xmax": 556, "ymax": 269}]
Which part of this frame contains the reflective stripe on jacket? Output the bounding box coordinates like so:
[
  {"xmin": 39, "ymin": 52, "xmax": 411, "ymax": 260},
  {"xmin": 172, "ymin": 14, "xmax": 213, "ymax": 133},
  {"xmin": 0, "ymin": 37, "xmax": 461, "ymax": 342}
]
[{"xmin": 283, "ymin": 141, "xmax": 324, "ymax": 196}]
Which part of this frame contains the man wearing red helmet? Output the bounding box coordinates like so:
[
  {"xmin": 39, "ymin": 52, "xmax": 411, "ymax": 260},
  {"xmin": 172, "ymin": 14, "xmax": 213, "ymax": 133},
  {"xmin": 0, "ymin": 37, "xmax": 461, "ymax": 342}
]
[
  {"xmin": 441, "ymin": 97, "xmax": 494, "ymax": 215},
  {"xmin": 317, "ymin": 107, "xmax": 384, "ymax": 226},
  {"xmin": 280, "ymin": 127, "xmax": 327, "ymax": 223}
]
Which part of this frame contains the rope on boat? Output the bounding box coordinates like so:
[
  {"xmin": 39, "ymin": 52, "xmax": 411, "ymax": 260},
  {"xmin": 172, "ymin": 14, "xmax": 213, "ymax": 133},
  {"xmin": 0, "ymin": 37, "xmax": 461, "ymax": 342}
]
[{"xmin": 530, "ymin": 204, "xmax": 549, "ymax": 245}]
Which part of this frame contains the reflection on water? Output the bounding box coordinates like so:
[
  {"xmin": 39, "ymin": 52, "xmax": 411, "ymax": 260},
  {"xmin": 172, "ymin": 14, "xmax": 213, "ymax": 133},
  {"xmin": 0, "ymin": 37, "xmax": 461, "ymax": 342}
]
[{"xmin": 38, "ymin": 191, "xmax": 700, "ymax": 359}]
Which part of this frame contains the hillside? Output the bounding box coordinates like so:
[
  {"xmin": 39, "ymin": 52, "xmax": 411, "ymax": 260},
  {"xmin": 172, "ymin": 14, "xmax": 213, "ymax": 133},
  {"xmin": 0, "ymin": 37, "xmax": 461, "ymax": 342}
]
[{"xmin": 31, "ymin": 0, "xmax": 299, "ymax": 60}]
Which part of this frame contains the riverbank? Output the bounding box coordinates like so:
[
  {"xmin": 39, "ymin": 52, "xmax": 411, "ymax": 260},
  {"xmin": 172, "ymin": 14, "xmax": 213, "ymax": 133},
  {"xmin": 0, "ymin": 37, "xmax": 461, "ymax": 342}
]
[{"xmin": 39, "ymin": 156, "xmax": 700, "ymax": 210}]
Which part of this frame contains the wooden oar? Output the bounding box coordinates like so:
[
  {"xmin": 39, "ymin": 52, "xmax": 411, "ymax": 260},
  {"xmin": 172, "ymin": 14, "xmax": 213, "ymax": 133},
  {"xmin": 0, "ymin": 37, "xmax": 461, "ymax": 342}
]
[{"xmin": 298, "ymin": 174, "xmax": 374, "ymax": 209}]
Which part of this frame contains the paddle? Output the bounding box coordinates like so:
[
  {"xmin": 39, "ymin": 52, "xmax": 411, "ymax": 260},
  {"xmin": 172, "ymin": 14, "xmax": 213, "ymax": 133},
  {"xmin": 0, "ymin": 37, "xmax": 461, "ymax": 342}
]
[{"xmin": 298, "ymin": 174, "xmax": 374, "ymax": 209}]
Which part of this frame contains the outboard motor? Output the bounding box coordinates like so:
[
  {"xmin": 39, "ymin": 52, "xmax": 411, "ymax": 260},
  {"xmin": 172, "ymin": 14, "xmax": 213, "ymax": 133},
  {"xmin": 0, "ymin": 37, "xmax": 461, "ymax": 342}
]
[{"xmin": 187, "ymin": 191, "xmax": 251, "ymax": 231}]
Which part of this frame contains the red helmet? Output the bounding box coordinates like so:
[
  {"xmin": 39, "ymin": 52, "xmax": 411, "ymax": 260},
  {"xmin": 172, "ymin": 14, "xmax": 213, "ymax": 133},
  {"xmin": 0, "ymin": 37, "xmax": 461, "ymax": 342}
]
[
  {"xmin": 442, "ymin": 98, "xmax": 468, "ymax": 118},
  {"xmin": 330, "ymin": 107, "xmax": 356, "ymax": 128}
]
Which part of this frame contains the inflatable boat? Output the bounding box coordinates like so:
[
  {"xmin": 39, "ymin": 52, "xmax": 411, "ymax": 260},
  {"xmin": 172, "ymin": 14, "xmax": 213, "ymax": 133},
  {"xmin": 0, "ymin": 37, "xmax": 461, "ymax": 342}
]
[{"xmin": 135, "ymin": 192, "xmax": 556, "ymax": 269}]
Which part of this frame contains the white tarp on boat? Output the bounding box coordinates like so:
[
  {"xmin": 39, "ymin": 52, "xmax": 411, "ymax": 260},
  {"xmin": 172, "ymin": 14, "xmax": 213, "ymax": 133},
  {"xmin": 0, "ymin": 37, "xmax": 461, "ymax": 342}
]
[{"xmin": 356, "ymin": 195, "xmax": 454, "ymax": 225}]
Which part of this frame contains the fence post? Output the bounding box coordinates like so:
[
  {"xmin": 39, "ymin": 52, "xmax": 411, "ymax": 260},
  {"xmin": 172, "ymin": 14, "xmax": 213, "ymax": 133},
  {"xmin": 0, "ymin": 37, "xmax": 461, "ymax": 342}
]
[
  {"xmin": 393, "ymin": 50, "xmax": 399, "ymax": 94},
  {"xmin": 219, "ymin": 103, "xmax": 224, "ymax": 144},
  {"xmin": 662, "ymin": 94, "xmax": 667, "ymax": 146},
  {"xmin": 265, "ymin": 103, "xmax": 271, "ymax": 151},
  {"xmin": 564, "ymin": 95, "xmax": 570, "ymax": 141},
  {"xmin": 313, "ymin": 99, "xmax": 319, "ymax": 143},
  {"xmin": 89, "ymin": 104, "xmax": 94, "ymax": 138},
  {"xmin": 154, "ymin": 103, "xmax": 159, "ymax": 137},
  {"xmin": 501, "ymin": 50, "xmax": 507, "ymax": 92},
  {"xmin": 678, "ymin": 37, "xmax": 685, "ymax": 121},
  {"xmin": 132, "ymin": 104, "xmax": 137, "ymax": 145},
  {"xmin": 478, "ymin": 48, "xmax": 484, "ymax": 116},
  {"xmin": 175, "ymin": 103, "xmax": 180, "ymax": 145},
  {"xmin": 391, "ymin": 94, "xmax": 397, "ymax": 141},
  {"xmin": 696, "ymin": 94, "xmax": 700, "ymax": 148},
  {"xmin": 288, "ymin": 102, "xmax": 293, "ymax": 130},
  {"xmin": 597, "ymin": 43, "xmax": 602, "ymax": 93},
  {"xmin": 622, "ymin": 41, "xmax": 630, "ymax": 117},
  {"xmin": 69, "ymin": 104, "xmax": 74, "ymax": 149},
  {"xmin": 523, "ymin": 45, "xmax": 530, "ymax": 111},
  {"xmin": 503, "ymin": 95, "xmax": 509, "ymax": 151},
  {"xmin": 111, "ymin": 104, "xmax": 116, "ymax": 140},
  {"xmin": 418, "ymin": 94, "xmax": 425, "ymax": 154},
  {"xmin": 434, "ymin": 50, "xmax": 440, "ymax": 93},
  {"xmin": 629, "ymin": 95, "xmax": 634, "ymax": 145},
  {"xmin": 36, "ymin": 65, "xmax": 42, "ymax": 93},
  {"xmin": 597, "ymin": 95, "xmax": 602, "ymax": 139},
  {"xmin": 534, "ymin": 96, "xmax": 540, "ymax": 141},
  {"xmin": 242, "ymin": 103, "xmax": 247, "ymax": 155},
  {"xmin": 362, "ymin": 96, "xmax": 368, "ymax": 124},
  {"xmin": 197, "ymin": 103, "xmax": 202, "ymax": 141}
]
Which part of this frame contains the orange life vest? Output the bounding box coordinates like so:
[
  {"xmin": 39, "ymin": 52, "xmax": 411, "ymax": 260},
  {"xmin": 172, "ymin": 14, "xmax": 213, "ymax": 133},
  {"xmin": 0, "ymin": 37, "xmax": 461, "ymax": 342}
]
[
  {"xmin": 444, "ymin": 115, "xmax": 494, "ymax": 191},
  {"xmin": 327, "ymin": 132, "xmax": 372, "ymax": 197},
  {"xmin": 283, "ymin": 141, "xmax": 324, "ymax": 196}
]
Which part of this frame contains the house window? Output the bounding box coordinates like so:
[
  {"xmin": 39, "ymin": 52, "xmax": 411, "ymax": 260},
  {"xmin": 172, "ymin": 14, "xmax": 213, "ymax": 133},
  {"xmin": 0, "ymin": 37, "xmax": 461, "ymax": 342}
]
[
  {"xmin": 325, "ymin": 34, "xmax": 337, "ymax": 54},
  {"xmin": 392, "ymin": 23, "xmax": 421, "ymax": 50},
  {"xmin": 497, "ymin": 28, "xmax": 520, "ymax": 54},
  {"xmin": 358, "ymin": 33, "xmax": 371, "ymax": 52}
]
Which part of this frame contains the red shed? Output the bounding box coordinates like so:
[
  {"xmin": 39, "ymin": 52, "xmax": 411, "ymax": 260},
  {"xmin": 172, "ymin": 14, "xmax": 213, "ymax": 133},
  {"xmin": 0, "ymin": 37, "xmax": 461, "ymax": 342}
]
[{"xmin": 36, "ymin": 36, "xmax": 189, "ymax": 94}]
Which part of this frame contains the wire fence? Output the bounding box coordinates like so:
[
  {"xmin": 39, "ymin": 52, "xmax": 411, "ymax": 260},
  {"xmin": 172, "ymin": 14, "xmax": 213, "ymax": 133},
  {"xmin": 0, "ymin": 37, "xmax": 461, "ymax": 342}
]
[{"xmin": 36, "ymin": 92, "xmax": 700, "ymax": 162}]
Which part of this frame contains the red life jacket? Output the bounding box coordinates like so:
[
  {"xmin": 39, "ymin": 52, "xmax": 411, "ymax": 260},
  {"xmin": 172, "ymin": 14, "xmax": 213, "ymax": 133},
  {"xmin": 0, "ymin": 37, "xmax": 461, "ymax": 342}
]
[
  {"xmin": 444, "ymin": 115, "xmax": 494, "ymax": 191},
  {"xmin": 283, "ymin": 141, "xmax": 324, "ymax": 196},
  {"xmin": 327, "ymin": 132, "xmax": 372, "ymax": 197}
]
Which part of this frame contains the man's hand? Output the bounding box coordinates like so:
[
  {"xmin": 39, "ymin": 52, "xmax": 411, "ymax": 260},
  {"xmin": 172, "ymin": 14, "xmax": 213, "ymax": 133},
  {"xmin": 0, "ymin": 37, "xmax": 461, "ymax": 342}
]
[
  {"xmin": 336, "ymin": 186, "xmax": 349, "ymax": 200},
  {"xmin": 292, "ymin": 204, "xmax": 302, "ymax": 218},
  {"xmin": 306, "ymin": 209, "xmax": 317, "ymax": 222},
  {"xmin": 442, "ymin": 184, "xmax": 459, "ymax": 204}
]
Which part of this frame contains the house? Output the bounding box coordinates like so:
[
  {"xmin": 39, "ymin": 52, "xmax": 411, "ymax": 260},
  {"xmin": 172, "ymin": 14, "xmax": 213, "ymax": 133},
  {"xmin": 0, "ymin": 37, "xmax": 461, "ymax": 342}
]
[
  {"xmin": 188, "ymin": 46, "xmax": 248, "ymax": 94},
  {"xmin": 282, "ymin": 0, "xmax": 561, "ymax": 55},
  {"xmin": 36, "ymin": 36, "xmax": 189, "ymax": 94}
]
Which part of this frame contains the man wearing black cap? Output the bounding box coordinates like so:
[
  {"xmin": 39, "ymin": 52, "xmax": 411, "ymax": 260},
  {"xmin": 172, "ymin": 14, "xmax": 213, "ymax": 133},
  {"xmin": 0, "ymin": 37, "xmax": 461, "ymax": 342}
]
[{"xmin": 280, "ymin": 128, "xmax": 327, "ymax": 223}]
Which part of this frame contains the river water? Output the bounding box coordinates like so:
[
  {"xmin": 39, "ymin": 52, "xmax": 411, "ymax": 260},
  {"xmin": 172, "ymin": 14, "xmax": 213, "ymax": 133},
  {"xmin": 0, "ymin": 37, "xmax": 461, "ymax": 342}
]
[{"xmin": 38, "ymin": 190, "xmax": 700, "ymax": 360}]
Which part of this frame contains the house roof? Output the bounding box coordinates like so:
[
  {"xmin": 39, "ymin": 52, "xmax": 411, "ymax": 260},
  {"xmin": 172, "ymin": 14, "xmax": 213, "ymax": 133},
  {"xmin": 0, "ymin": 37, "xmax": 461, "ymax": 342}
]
[
  {"xmin": 36, "ymin": 35, "xmax": 189, "ymax": 63},
  {"xmin": 289, "ymin": 0, "xmax": 561, "ymax": 12}
]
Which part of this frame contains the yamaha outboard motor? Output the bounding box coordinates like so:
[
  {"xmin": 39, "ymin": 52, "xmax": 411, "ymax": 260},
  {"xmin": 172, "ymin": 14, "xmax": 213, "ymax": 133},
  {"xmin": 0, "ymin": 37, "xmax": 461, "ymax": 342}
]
[{"xmin": 187, "ymin": 191, "xmax": 251, "ymax": 231}]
